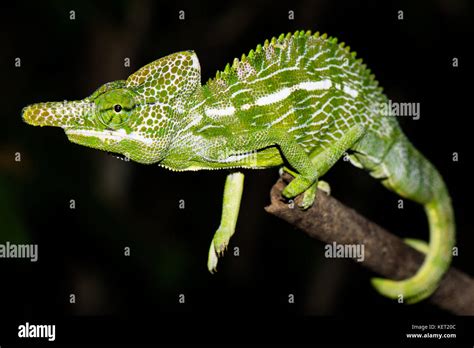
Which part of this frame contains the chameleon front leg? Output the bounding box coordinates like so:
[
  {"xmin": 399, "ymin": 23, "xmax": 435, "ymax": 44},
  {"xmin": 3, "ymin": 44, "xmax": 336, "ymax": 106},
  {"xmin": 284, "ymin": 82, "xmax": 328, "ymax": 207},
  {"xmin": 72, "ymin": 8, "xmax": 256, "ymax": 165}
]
[
  {"xmin": 266, "ymin": 131, "xmax": 320, "ymax": 203},
  {"xmin": 207, "ymin": 171, "xmax": 245, "ymax": 273},
  {"xmin": 281, "ymin": 124, "xmax": 366, "ymax": 209}
]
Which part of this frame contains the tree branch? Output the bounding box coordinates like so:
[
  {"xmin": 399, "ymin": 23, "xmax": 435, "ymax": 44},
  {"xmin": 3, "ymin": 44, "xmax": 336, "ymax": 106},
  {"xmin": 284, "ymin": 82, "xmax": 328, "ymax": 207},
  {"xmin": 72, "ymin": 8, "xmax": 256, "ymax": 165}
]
[{"xmin": 264, "ymin": 174, "xmax": 474, "ymax": 315}]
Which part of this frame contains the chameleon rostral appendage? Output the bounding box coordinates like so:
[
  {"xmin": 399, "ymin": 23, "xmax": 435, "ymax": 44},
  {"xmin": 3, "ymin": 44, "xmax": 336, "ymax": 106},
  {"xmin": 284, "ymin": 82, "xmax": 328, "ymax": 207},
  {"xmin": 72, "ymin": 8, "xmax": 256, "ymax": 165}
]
[{"xmin": 22, "ymin": 30, "xmax": 455, "ymax": 304}]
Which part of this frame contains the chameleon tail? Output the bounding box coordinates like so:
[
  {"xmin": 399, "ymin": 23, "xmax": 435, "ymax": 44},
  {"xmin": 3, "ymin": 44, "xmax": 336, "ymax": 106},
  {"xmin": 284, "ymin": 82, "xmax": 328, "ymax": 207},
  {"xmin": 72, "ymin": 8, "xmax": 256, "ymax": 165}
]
[
  {"xmin": 369, "ymin": 137, "xmax": 455, "ymax": 303},
  {"xmin": 403, "ymin": 238, "xmax": 430, "ymax": 254},
  {"xmin": 372, "ymin": 188, "xmax": 454, "ymax": 302}
]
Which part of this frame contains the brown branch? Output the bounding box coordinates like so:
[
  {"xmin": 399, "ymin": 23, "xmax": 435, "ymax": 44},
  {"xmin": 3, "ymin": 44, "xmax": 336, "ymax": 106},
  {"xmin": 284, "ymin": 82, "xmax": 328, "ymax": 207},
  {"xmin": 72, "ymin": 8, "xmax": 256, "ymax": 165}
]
[{"xmin": 265, "ymin": 174, "xmax": 474, "ymax": 315}]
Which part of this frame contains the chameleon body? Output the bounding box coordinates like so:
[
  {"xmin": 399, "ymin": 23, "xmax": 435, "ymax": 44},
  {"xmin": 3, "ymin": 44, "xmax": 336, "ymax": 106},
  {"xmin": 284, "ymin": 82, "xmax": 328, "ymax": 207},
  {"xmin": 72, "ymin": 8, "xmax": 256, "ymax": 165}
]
[{"xmin": 23, "ymin": 31, "xmax": 454, "ymax": 303}]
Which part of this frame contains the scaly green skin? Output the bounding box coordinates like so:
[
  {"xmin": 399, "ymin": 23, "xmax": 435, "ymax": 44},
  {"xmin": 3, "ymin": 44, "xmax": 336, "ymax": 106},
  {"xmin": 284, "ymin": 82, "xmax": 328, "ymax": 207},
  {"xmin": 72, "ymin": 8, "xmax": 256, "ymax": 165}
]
[{"xmin": 22, "ymin": 30, "xmax": 455, "ymax": 304}]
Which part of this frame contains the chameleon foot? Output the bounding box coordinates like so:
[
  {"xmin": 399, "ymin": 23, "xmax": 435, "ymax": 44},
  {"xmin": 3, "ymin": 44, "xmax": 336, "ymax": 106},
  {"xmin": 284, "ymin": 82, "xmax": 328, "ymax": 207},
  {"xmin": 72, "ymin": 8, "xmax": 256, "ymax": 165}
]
[
  {"xmin": 279, "ymin": 166, "xmax": 329, "ymax": 209},
  {"xmin": 282, "ymin": 176, "xmax": 313, "ymax": 200},
  {"xmin": 207, "ymin": 227, "xmax": 232, "ymax": 273},
  {"xmin": 282, "ymin": 177, "xmax": 331, "ymax": 210},
  {"xmin": 299, "ymin": 181, "xmax": 317, "ymax": 210},
  {"xmin": 297, "ymin": 180, "xmax": 331, "ymax": 209},
  {"xmin": 207, "ymin": 242, "xmax": 219, "ymax": 274}
]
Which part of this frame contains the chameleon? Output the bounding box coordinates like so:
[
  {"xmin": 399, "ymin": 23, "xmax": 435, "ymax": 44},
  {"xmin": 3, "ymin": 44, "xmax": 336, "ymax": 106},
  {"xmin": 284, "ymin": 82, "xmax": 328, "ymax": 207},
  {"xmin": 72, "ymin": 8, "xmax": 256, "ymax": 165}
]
[{"xmin": 22, "ymin": 30, "xmax": 454, "ymax": 303}]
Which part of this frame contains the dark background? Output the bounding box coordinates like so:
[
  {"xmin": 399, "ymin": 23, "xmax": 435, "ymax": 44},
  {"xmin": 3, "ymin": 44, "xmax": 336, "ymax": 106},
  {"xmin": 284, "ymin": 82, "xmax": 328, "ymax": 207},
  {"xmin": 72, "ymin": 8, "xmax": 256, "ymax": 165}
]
[{"xmin": 0, "ymin": 0, "xmax": 472, "ymax": 323}]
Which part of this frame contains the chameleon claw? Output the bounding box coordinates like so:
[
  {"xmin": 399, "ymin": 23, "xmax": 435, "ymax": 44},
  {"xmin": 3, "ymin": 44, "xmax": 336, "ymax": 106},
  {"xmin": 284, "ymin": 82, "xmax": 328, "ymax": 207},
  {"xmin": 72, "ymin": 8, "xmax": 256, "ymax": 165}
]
[
  {"xmin": 317, "ymin": 180, "xmax": 331, "ymax": 195},
  {"xmin": 217, "ymin": 246, "xmax": 226, "ymax": 257},
  {"xmin": 216, "ymin": 241, "xmax": 228, "ymax": 257},
  {"xmin": 207, "ymin": 226, "xmax": 233, "ymax": 272},
  {"xmin": 207, "ymin": 242, "xmax": 219, "ymax": 273}
]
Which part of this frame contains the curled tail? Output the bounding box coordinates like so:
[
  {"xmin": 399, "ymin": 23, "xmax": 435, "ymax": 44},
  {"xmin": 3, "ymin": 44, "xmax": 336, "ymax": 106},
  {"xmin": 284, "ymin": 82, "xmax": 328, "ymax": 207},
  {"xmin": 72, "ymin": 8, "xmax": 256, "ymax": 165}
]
[
  {"xmin": 351, "ymin": 130, "xmax": 455, "ymax": 303},
  {"xmin": 371, "ymin": 183, "xmax": 454, "ymax": 303}
]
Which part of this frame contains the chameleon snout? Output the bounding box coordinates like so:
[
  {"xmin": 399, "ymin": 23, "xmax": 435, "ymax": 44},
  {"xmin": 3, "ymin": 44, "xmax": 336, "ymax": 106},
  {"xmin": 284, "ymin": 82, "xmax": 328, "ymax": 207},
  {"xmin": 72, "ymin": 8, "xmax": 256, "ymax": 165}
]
[
  {"xmin": 22, "ymin": 102, "xmax": 65, "ymax": 127},
  {"xmin": 22, "ymin": 101, "xmax": 93, "ymax": 128},
  {"xmin": 21, "ymin": 105, "xmax": 38, "ymax": 125}
]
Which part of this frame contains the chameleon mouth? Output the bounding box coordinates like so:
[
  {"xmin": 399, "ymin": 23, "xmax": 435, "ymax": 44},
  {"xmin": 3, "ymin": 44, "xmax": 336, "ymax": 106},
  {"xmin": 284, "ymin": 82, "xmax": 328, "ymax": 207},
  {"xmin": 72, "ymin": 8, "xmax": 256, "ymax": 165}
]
[{"xmin": 64, "ymin": 128, "xmax": 153, "ymax": 145}]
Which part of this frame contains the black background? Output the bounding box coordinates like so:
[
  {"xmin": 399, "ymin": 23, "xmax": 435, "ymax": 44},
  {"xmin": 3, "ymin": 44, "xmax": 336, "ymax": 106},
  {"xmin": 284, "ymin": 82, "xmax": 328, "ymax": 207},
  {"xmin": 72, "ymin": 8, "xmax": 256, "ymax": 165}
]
[{"xmin": 0, "ymin": 0, "xmax": 473, "ymax": 343}]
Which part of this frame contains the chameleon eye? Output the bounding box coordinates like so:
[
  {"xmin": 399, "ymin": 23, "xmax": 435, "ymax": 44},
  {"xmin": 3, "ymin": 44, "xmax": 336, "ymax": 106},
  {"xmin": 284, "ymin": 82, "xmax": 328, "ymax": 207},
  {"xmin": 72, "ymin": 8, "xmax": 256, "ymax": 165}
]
[{"xmin": 114, "ymin": 104, "xmax": 122, "ymax": 113}]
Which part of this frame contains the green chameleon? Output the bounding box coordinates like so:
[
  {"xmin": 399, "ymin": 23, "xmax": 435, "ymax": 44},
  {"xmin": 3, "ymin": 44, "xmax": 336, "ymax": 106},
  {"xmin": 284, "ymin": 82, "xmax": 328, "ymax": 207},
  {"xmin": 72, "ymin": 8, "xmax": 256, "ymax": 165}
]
[{"xmin": 23, "ymin": 31, "xmax": 454, "ymax": 303}]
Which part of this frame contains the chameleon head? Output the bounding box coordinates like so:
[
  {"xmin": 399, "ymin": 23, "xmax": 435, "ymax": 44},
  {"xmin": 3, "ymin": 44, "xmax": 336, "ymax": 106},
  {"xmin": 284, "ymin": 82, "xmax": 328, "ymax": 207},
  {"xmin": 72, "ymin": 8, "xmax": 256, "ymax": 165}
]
[{"xmin": 22, "ymin": 50, "xmax": 201, "ymax": 164}]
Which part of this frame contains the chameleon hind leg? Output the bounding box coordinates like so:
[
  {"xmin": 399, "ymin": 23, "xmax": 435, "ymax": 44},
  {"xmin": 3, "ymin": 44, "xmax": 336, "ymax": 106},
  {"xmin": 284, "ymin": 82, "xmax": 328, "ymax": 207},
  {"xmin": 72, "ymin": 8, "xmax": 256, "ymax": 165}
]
[
  {"xmin": 282, "ymin": 124, "xmax": 366, "ymax": 209},
  {"xmin": 208, "ymin": 171, "xmax": 244, "ymax": 273}
]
